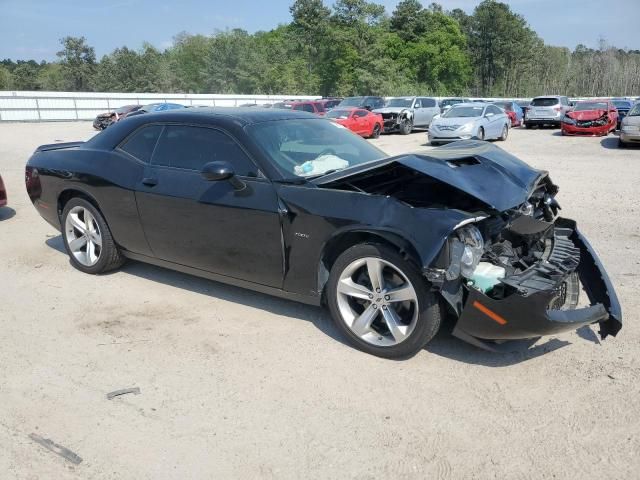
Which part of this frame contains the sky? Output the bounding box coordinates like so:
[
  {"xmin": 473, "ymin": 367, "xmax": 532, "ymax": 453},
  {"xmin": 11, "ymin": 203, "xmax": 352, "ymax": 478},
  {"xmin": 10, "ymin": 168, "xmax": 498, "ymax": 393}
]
[{"xmin": 1, "ymin": 0, "xmax": 638, "ymax": 62}]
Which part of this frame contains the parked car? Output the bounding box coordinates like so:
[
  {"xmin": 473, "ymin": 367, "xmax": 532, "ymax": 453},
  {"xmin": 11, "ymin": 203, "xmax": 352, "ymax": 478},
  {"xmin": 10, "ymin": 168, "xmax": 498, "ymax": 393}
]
[
  {"xmin": 0, "ymin": 173, "xmax": 7, "ymax": 207},
  {"xmin": 611, "ymin": 99, "xmax": 634, "ymax": 129},
  {"xmin": 125, "ymin": 103, "xmax": 185, "ymax": 118},
  {"xmin": 524, "ymin": 96, "xmax": 572, "ymax": 128},
  {"xmin": 619, "ymin": 102, "xmax": 640, "ymax": 148},
  {"xmin": 492, "ymin": 101, "xmax": 524, "ymax": 127},
  {"xmin": 561, "ymin": 100, "xmax": 617, "ymax": 137},
  {"xmin": 439, "ymin": 98, "xmax": 470, "ymax": 114},
  {"xmin": 25, "ymin": 108, "xmax": 621, "ymax": 358},
  {"xmin": 278, "ymin": 101, "xmax": 326, "ymax": 116},
  {"xmin": 337, "ymin": 96, "xmax": 385, "ymax": 111},
  {"xmin": 428, "ymin": 103, "xmax": 510, "ymax": 145},
  {"xmin": 516, "ymin": 100, "xmax": 531, "ymax": 121},
  {"xmin": 319, "ymin": 98, "xmax": 343, "ymax": 111},
  {"xmin": 92, "ymin": 104, "xmax": 142, "ymax": 130},
  {"xmin": 326, "ymin": 108, "xmax": 383, "ymax": 138},
  {"xmin": 373, "ymin": 97, "xmax": 440, "ymax": 134}
]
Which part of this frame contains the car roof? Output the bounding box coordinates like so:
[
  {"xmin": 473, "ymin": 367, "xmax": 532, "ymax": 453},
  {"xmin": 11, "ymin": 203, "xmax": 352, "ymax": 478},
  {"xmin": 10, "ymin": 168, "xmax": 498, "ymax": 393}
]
[
  {"xmin": 141, "ymin": 107, "xmax": 314, "ymax": 124},
  {"xmin": 449, "ymin": 102, "xmax": 490, "ymax": 108}
]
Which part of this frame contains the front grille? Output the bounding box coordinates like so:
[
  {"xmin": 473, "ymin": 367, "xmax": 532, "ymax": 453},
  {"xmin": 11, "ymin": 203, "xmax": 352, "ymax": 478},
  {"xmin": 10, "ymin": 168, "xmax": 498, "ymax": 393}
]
[{"xmin": 500, "ymin": 228, "xmax": 580, "ymax": 296}]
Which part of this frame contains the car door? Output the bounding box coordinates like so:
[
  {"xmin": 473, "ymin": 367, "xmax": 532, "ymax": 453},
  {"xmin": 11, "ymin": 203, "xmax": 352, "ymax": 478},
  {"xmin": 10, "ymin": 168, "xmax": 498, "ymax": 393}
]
[
  {"xmin": 420, "ymin": 98, "xmax": 439, "ymax": 126},
  {"xmin": 134, "ymin": 124, "xmax": 284, "ymax": 288},
  {"xmin": 411, "ymin": 98, "xmax": 424, "ymax": 126},
  {"xmin": 352, "ymin": 110, "xmax": 369, "ymax": 135},
  {"xmin": 487, "ymin": 105, "xmax": 506, "ymax": 137}
]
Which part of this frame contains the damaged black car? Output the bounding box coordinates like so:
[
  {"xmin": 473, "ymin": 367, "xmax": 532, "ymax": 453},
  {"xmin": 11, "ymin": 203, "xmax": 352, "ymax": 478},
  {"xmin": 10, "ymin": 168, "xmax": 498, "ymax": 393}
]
[{"xmin": 25, "ymin": 108, "xmax": 622, "ymax": 358}]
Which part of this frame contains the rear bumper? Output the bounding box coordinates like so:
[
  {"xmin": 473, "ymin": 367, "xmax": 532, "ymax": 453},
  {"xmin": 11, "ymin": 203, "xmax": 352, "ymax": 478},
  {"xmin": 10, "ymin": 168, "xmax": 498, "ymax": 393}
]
[
  {"xmin": 620, "ymin": 132, "xmax": 640, "ymax": 143},
  {"xmin": 526, "ymin": 118, "xmax": 561, "ymax": 126},
  {"xmin": 452, "ymin": 218, "xmax": 622, "ymax": 347}
]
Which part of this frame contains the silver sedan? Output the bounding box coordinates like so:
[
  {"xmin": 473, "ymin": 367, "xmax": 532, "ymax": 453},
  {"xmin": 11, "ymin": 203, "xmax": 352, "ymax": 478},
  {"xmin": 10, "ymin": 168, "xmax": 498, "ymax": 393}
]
[
  {"xmin": 619, "ymin": 102, "xmax": 640, "ymax": 148},
  {"xmin": 428, "ymin": 103, "xmax": 510, "ymax": 146}
]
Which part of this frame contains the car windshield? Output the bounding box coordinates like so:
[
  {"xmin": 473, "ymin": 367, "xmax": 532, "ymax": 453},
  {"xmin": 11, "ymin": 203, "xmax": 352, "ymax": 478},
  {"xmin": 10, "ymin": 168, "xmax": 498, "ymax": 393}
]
[
  {"xmin": 386, "ymin": 98, "xmax": 413, "ymax": 108},
  {"xmin": 441, "ymin": 99, "xmax": 464, "ymax": 107},
  {"xmin": 627, "ymin": 104, "xmax": 640, "ymax": 116},
  {"xmin": 574, "ymin": 102, "xmax": 608, "ymax": 111},
  {"xmin": 531, "ymin": 98, "xmax": 559, "ymax": 107},
  {"xmin": 246, "ymin": 119, "xmax": 386, "ymax": 179},
  {"xmin": 326, "ymin": 109, "xmax": 352, "ymax": 119},
  {"xmin": 443, "ymin": 105, "xmax": 484, "ymax": 118},
  {"xmin": 612, "ymin": 101, "xmax": 632, "ymax": 109},
  {"xmin": 339, "ymin": 97, "xmax": 364, "ymax": 107}
]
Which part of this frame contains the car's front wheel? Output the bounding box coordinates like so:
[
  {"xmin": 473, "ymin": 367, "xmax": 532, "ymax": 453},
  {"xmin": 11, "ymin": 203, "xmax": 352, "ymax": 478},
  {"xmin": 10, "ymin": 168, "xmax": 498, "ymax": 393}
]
[
  {"xmin": 326, "ymin": 243, "xmax": 441, "ymax": 359},
  {"xmin": 499, "ymin": 124, "xmax": 509, "ymax": 141},
  {"xmin": 61, "ymin": 197, "xmax": 124, "ymax": 274}
]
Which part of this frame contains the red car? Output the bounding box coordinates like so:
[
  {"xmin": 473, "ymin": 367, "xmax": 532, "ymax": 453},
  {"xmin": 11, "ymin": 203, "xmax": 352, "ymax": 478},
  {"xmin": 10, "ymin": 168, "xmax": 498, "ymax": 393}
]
[
  {"xmin": 561, "ymin": 100, "xmax": 618, "ymax": 136},
  {"xmin": 0, "ymin": 173, "xmax": 7, "ymax": 207},
  {"xmin": 492, "ymin": 101, "xmax": 523, "ymax": 127},
  {"xmin": 281, "ymin": 101, "xmax": 326, "ymax": 116},
  {"xmin": 326, "ymin": 108, "xmax": 383, "ymax": 138}
]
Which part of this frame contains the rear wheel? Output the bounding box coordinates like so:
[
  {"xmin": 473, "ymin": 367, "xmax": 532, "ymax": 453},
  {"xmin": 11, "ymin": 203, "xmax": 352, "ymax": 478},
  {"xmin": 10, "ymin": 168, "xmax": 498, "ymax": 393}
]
[
  {"xmin": 619, "ymin": 138, "xmax": 627, "ymax": 148},
  {"xmin": 370, "ymin": 123, "xmax": 381, "ymax": 139},
  {"xmin": 525, "ymin": 122, "xmax": 532, "ymax": 129},
  {"xmin": 61, "ymin": 197, "xmax": 124, "ymax": 274},
  {"xmin": 326, "ymin": 243, "xmax": 441, "ymax": 359}
]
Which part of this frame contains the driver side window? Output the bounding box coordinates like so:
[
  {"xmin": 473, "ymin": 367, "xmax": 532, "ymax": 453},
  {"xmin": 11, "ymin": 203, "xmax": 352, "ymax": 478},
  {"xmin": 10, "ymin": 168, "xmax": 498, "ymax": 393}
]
[{"xmin": 151, "ymin": 125, "xmax": 258, "ymax": 177}]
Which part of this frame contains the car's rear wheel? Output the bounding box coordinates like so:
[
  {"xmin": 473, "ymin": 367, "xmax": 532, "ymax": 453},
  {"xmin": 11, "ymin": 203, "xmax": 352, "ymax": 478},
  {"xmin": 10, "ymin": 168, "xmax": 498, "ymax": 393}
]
[
  {"xmin": 371, "ymin": 124, "xmax": 381, "ymax": 139},
  {"xmin": 499, "ymin": 124, "xmax": 509, "ymax": 141},
  {"xmin": 525, "ymin": 122, "xmax": 532, "ymax": 129},
  {"xmin": 619, "ymin": 138, "xmax": 627, "ymax": 148},
  {"xmin": 326, "ymin": 243, "xmax": 441, "ymax": 359},
  {"xmin": 61, "ymin": 198, "xmax": 124, "ymax": 274}
]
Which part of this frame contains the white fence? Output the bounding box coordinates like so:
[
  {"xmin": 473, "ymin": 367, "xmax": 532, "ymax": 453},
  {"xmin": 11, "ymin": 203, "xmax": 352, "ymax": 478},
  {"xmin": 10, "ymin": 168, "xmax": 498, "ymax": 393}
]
[{"xmin": 0, "ymin": 91, "xmax": 321, "ymax": 122}]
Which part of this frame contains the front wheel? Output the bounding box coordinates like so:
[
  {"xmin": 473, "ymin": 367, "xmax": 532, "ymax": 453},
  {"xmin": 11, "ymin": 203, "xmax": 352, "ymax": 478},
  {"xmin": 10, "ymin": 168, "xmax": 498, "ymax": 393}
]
[
  {"xmin": 399, "ymin": 119, "xmax": 412, "ymax": 135},
  {"xmin": 477, "ymin": 127, "xmax": 485, "ymax": 140},
  {"xmin": 499, "ymin": 124, "xmax": 509, "ymax": 141},
  {"xmin": 326, "ymin": 243, "xmax": 441, "ymax": 359},
  {"xmin": 61, "ymin": 197, "xmax": 124, "ymax": 274}
]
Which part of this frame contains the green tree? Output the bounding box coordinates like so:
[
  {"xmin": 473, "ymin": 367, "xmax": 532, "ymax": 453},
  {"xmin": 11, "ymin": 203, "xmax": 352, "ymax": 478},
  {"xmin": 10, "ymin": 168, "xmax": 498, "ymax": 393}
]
[
  {"xmin": 57, "ymin": 36, "xmax": 96, "ymax": 91},
  {"xmin": 0, "ymin": 65, "xmax": 13, "ymax": 89}
]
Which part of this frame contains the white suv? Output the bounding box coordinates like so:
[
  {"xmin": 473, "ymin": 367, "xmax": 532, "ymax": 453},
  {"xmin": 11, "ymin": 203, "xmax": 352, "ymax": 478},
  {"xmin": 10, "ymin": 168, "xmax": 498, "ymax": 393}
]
[{"xmin": 524, "ymin": 96, "xmax": 571, "ymax": 128}]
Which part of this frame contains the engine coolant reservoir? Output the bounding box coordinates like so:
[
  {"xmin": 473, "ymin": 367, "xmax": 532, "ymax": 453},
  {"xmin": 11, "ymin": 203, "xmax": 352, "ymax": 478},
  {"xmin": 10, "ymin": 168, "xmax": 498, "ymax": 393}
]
[{"xmin": 469, "ymin": 262, "xmax": 506, "ymax": 293}]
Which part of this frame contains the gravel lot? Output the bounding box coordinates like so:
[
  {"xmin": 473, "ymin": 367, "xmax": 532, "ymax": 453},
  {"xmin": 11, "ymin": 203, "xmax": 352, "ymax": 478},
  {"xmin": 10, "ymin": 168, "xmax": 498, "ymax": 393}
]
[{"xmin": 1, "ymin": 122, "xmax": 639, "ymax": 479}]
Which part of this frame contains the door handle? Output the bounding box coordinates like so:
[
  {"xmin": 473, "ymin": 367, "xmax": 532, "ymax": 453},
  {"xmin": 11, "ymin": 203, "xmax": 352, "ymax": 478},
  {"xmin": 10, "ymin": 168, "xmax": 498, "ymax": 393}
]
[{"xmin": 142, "ymin": 177, "xmax": 158, "ymax": 187}]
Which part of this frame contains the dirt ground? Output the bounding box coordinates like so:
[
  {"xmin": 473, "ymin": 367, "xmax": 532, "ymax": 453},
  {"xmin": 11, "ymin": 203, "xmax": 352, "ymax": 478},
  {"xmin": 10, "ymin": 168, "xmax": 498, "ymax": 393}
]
[{"xmin": 0, "ymin": 122, "xmax": 638, "ymax": 479}]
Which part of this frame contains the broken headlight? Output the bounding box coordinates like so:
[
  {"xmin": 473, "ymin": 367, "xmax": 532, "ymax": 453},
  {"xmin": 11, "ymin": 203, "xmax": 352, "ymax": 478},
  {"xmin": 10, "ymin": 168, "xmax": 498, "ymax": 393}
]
[
  {"xmin": 457, "ymin": 225, "xmax": 484, "ymax": 278},
  {"xmin": 562, "ymin": 116, "xmax": 576, "ymax": 125}
]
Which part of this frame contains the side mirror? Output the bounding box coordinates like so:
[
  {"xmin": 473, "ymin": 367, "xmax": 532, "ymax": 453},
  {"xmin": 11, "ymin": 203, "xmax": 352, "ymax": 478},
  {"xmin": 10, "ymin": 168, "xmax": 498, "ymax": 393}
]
[
  {"xmin": 485, "ymin": 112, "xmax": 494, "ymax": 117},
  {"xmin": 364, "ymin": 105, "xmax": 372, "ymax": 111},
  {"xmin": 201, "ymin": 161, "xmax": 245, "ymax": 190}
]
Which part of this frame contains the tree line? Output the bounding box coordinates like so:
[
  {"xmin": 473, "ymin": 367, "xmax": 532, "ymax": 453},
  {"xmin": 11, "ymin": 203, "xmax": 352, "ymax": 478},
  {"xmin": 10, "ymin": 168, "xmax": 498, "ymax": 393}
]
[{"xmin": 1, "ymin": 0, "xmax": 639, "ymax": 98}]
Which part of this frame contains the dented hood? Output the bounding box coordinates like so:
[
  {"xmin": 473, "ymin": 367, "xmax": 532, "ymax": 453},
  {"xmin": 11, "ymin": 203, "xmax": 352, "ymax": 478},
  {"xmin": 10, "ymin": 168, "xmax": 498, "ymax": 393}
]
[
  {"xmin": 566, "ymin": 109, "xmax": 608, "ymax": 121},
  {"xmin": 315, "ymin": 140, "xmax": 546, "ymax": 212}
]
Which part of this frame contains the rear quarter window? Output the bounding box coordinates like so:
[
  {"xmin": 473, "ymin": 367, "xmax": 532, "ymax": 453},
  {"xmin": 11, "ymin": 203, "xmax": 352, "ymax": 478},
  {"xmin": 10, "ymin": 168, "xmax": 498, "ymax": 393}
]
[{"xmin": 118, "ymin": 125, "xmax": 163, "ymax": 163}]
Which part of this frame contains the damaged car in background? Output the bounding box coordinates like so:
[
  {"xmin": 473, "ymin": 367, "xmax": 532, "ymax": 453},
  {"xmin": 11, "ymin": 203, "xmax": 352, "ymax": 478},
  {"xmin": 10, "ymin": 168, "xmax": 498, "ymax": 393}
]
[
  {"xmin": 561, "ymin": 100, "xmax": 618, "ymax": 136},
  {"xmin": 373, "ymin": 96, "xmax": 440, "ymax": 134},
  {"xmin": 25, "ymin": 108, "xmax": 622, "ymax": 359},
  {"xmin": 92, "ymin": 104, "xmax": 142, "ymax": 130}
]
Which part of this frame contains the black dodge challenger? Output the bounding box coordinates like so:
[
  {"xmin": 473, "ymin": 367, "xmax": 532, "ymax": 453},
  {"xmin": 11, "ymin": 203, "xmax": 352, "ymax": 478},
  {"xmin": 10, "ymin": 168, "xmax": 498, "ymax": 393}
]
[{"xmin": 25, "ymin": 108, "xmax": 622, "ymax": 358}]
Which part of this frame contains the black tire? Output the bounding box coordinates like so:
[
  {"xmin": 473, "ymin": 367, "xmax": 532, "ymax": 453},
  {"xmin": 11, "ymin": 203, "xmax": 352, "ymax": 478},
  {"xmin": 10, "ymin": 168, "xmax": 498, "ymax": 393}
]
[
  {"xmin": 61, "ymin": 197, "xmax": 124, "ymax": 274},
  {"xmin": 326, "ymin": 243, "xmax": 441, "ymax": 359},
  {"xmin": 399, "ymin": 119, "xmax": 412, "ymax": 135},
  {"xmin": 477, "ymin": 127, "xmax": 485, "ymax": 140},
  {"xmin": 430, "ymin": 141, "xmax": 441, "ymax": 146},
  {"xmin": 371, "ymin": 123, "xmax": 381, "ymax": 139},
  {"xmin": 499, "ymin": 124, "xmax": 509, "ymax": 141},
  {"xmin": 619, "ymin": 138, "xmax": 627, "ymax": 148},
  {"xmin": 525, "ymin": 122, "xmax": 532, "ymax": 129}
]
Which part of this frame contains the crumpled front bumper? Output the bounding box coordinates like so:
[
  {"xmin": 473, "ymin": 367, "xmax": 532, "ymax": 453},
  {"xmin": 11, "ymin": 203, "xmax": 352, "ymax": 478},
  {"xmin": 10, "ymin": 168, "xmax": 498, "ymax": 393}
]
[{"xmin": 452, "ymin": 218, "xmax": 622, "ymax": 348}]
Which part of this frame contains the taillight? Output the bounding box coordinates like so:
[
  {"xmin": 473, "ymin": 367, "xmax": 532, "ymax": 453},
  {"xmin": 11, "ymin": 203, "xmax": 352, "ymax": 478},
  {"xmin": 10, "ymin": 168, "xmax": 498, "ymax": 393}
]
[
  {"xmin": 554, "ymin": 106, "xmax": 562, "ymax": 111},
  {"xmin": 25, "ymin": 166, "xmax": 42, "ymax": 201}
]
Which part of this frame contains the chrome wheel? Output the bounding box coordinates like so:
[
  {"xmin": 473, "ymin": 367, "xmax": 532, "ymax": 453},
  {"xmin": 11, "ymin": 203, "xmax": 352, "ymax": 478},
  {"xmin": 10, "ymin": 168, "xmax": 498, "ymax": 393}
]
[
  {"xmin": 336, "ymin": 257, "xmax": 419, "ymax": 347},
  {"xmin": 64, "ymin": 206, "xmax": 102, "ymax": 267}
]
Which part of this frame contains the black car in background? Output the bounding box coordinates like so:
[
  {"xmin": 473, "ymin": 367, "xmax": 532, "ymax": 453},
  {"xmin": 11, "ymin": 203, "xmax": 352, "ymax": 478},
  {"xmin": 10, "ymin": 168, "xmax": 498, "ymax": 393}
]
[
  {"xmin": 25, "ymin": 108, "xmax": 621, "ymax": 358},
  {"xmin": 337, "ymin": 96, "xmax": 385, "ymax": 111},
  {"xmin": 612, "ymin": 99, "xmax": 634, "ymax": 129}
]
